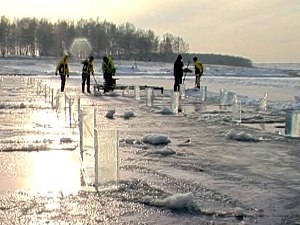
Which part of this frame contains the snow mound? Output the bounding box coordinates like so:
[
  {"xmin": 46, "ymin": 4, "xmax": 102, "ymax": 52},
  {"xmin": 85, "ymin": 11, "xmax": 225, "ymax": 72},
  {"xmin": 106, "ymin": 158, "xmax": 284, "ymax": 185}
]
[
  {"xmin": 160, "ymin": 106, "xmax": 174, "ymax": 115},
  {"xmin": 60, "ymin": 137, "xmax": 72, "ymax": 143},
  {"xmin": 225, "ymin": 129, "xmax": 259, "ymax": 142},
  {"xmin": 142, "ymin": 133, "xmax": 171, "ymax": 145},
  {"xmin": 144, "ymin": 192, "xmax": 200, "ymax": 212},
  {"xmin": 123, "ymin": 110, "xmax": 135, "ymax": 119},
  {"xmin": 145, "ymin": 146, "xmax": 176, "ymax": 157},
  {"xmin": 106, "ymin": 109, "xmax": 116, "ymax": 119}
]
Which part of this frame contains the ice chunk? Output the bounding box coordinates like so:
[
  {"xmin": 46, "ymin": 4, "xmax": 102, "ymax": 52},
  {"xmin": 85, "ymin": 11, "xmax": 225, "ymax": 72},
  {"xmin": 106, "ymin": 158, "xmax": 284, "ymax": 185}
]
[
  {"xmin": 160, "ymin": 106, "xmax": 173, "ymax": 115},
  {"xmin": 142, "ymin": 133, "xmax": 171, "ymax": 145},
  {"xmin": 225, "ymin": 129, "xmax": 259, "ymax": 142},
  {"xmin": 123, "ymin": 111, "xmax": 135, "ymax": 119},
  {"xmin": 145, "ymin": 192, "xmax": 200, "ymax": 212},
  {"xmin": 145, "ymin": 146, "xmax": 176, "ymax": 157},
  {"xmin": 106, "ymin": 109, "xmax": 116, "ymax": 119}
]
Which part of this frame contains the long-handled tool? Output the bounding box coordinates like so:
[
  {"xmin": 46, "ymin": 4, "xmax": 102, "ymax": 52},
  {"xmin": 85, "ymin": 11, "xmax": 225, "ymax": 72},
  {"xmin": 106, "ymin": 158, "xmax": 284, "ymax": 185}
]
[
  {"xmin": 183, "ymin": 60, "xmax": 191, "ymax": 84},
  {"xmin": 92, "ymin": 73, "xmax": 100, "ymax": 91}
]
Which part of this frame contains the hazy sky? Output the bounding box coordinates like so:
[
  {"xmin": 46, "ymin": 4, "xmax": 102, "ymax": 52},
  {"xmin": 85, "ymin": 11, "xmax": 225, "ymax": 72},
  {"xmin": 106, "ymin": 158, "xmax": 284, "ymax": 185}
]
[{"xmin": 1, "ymin": 0, "xmax": 299, "ymax": 62}]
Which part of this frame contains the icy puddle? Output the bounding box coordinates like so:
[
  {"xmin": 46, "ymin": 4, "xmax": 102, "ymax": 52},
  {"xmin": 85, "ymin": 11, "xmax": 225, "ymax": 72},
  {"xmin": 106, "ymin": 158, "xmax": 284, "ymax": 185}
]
[{"xmin": 0, "ymin": 151, "xmax": 82, "ymax": 195}]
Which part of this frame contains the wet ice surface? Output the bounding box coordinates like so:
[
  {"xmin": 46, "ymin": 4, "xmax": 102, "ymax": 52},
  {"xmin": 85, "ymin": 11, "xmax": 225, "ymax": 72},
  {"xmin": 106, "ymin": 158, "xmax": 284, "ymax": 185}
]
[{"xmin": 0, "ymin": 75, "xmax": 300, "ymax": 225}]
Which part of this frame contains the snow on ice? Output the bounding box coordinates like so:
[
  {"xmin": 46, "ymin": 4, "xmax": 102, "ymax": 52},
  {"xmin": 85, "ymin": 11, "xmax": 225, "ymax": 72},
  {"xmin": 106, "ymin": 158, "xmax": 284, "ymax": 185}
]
[{"xmin": 0, "ymin": 58, "xmax": 300, "ymax": 224}]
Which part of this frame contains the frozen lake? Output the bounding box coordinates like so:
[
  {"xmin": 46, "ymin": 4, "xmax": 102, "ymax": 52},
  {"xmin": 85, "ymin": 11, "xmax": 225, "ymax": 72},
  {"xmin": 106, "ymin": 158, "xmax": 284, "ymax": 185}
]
[{"xmin": 0, "ymin": 58, "xmax": 299, "ymax": 224}]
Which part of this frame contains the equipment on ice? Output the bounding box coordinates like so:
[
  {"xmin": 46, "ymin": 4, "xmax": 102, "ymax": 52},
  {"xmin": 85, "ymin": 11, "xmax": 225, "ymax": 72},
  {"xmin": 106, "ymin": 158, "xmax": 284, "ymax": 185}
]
[{"xmin": 183, "ymin": 61, "xmax": 192, "ymax": 84}]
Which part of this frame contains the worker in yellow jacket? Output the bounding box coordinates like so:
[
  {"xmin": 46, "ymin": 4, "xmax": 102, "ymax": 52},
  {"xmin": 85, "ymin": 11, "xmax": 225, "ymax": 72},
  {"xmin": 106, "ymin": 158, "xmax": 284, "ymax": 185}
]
[
  {"xmin": 193, "ymin": 57, "xmax": 204, "ymax": 89},
  {"xmin": 55, "ymin": 54, "xmax": 70, "ymax": 92},
  {"xmin": 102, "ymin": 56, "xmax": 116, "ymax": 93}
]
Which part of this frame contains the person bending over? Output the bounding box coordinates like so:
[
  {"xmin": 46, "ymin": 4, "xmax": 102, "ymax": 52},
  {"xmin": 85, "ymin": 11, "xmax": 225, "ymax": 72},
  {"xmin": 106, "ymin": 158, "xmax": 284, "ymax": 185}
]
[{"xmin": 102, "ymin": 56, "xmax": 116, "ymax": 93}]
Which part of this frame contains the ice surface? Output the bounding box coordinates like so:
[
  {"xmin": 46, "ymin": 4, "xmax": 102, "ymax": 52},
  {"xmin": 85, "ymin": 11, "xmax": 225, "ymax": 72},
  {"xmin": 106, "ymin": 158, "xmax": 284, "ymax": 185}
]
[{"xmin": 0, "ymin": 59, "xmax": 299, "ymax": 224}]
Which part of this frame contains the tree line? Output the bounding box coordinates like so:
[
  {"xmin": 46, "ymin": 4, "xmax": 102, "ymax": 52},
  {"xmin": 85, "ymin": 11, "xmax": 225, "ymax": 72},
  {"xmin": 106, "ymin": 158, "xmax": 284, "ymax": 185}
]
[
  {"xmin": 0, "ymin": 16, "xmax": 252, "ymax": 67},
  {"xmin": 0, "ymin": 16, "xmax": 188, "ymax": 58}
]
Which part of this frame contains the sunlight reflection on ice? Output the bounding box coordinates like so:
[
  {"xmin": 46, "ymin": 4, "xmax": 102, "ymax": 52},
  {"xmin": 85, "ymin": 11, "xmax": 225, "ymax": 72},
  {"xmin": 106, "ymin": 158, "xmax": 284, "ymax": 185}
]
[
  {"xmin": 29, "ymin": 151, "xmax": 81, "ymax": 195},
  {"xmin": 33, "ymin": 109, "xmax": 61, "ymax": 128}
]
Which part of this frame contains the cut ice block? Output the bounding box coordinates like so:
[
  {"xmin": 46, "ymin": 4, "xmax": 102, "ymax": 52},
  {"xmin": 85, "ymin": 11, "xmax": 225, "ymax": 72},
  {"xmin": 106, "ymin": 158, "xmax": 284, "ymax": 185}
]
[
  {"xmin": 134, "ymin": 85, "xmax": 140, "ymax": 100},
  {"xmin": 258, "ymin": 92, "xmax": 268, "ymax": 111},
  {"xmin": 285, "ymin": 110, "xmax": 300, "ymax": 138},
  {"xmin": 226, "ymin": 91, "xmax": 236, "ymax": 105},
  {"xmin": 146, "ymin": 88, "xmax": 154, "ymax": 106},
  {"xmin": 200, "ymin": 86, "xmax": 207, "ymax": 102},
  {"xmin": 232, "ymin": 98, "xmax": 241, "ymax": 123},
  {"xmin": 179, "ymin": 84, "xmax": 186, "ymax": 99},
  {"xmin": 219, "ymin": 88, "xmax": 228, "ymax": 106},
  {"xmin": 94, "ymin": 129, "xmax": 119, "ymax": 189},
  {"xmin": 171, "ymin": 91, "xmax": 180, "ymax": 114},
  {"xmin": 79, "ymin": 107, "xmax": 95, "ymax": 160}
]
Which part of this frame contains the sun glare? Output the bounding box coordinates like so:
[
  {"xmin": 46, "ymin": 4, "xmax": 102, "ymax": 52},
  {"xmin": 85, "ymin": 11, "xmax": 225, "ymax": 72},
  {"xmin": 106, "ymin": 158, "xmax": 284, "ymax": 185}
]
[
  {"xmin": 30, "ymin": 151, "xmax": 81, "ymax": 195},
  {"xmin": 26, "ymin": 106, "xmax": 82, "ymax": 195}
]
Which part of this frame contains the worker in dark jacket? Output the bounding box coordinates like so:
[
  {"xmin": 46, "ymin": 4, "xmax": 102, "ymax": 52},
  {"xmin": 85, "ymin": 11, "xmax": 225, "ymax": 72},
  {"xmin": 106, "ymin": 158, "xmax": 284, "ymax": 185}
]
[
  {"xmin": 55, "ymin": 54, "xmax": 70, "ymax": 92},
  {"xmin": 173, "ymin": 54, "xmax": 184, "ymax": 92},
  {"xmin": 81, "ymin": 56, "xmax": 94, "ymax": 93}
]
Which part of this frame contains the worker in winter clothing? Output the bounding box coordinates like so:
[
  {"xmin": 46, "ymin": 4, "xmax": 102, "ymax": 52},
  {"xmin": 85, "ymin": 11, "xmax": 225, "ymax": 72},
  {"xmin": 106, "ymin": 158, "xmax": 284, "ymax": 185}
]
[
  {"xmin": 102, "ymin": 56, "xmax": 116, "ymax": 93},
  {"xmin": 81, "ymin": 56, "xmax": 94, "ymax": 93},
  {"xmin": 55, "ymin": 54, "xmax": 70, "ymax": 92},
  {"xmin": 173, "ymin": 54, "xmax": 184, "ymax": 92},
  {"xmin": 193, "ymin": 57, "xmax": 204, "ymax": 89}
]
